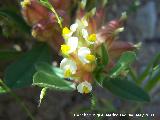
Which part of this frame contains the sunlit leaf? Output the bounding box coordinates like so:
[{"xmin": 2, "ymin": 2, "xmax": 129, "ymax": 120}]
[
  {"xmin": 35, "ymin": 62, "xmax": 64, "ymax": 78},
  {"xmin": 39, "ymin": 87, "xmax": 47, "ymax": 107},
  {"xmin": 33, "ymin": 71, "xmax": 75, "ymax": 91},
  {"xmin": 0, "ymin": 86, "xmax": 7, "ymax": 94}
]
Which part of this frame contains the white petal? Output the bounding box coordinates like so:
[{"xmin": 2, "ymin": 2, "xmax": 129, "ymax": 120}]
[
  {"xmin": 60, "ymin": 58, "xmax": 77, "ymax": 74},
  {"xmin": 81, "ymin": 18, "xmax": 88, "ymax": 27},
  {"xmin": 78, "ymin": 47, "xmax": 91, "ymax": 64},
  {"xmin": 67, "ymin": 37, "xmax": 78, "ymax": 53},
  {"xmin": 70, "ymin": 23, "xmax": 78, "ymax": 32},
  {"xmin": 77, "ymin": 81, "xmax": 92, "ymax": 93},
  {"xmin": 60, "ymin": 58, "xmax": 68, "ymax": 70},
  {"xmin": 77, "ymin": 83, "xmax": 83, "ymax": 93},
  {"xmin": 83, "ymin": 81, "xmax": 92, "ymax": 91},
  {"xmin": 82, "ymin": 29, "xmax": 88, "ymax": 39},
  {"xmin": 68, "ymin": 60, "xmax": 77, "ymax": 74}
]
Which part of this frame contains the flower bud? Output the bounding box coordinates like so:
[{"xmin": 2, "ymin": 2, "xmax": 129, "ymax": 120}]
[
  {"xmin": 96, "ymin": 19, "xmax": 124, "ymax": 49},
  {"xmin": 21, "ymin": 0, "xmax": 50, "ymax": 26}
]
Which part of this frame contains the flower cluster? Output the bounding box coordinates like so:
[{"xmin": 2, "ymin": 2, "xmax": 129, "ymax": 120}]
[
  {"xmin": 20, "ymin": 0, "xmax": 137, "ymax": 95},
  {"xmin": 60, "ymin": 18, "xmax": 97, "ymax": 94}
]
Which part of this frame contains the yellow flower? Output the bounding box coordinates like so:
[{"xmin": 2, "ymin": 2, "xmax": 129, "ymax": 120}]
[
  {"xmin": 62, "ymin": 23, "xmax": 78, "ymax": 40},
  {"xmin": 77, "ymin": 81, "xmax": 92, "ymax": 94},
  {"xmin": 60, "ymin": 58, "xmax": 77, "ymax": 78},
  {"xmin": 61, "ymin": 45, "xmax": 71, "ymax": 55},
  {"xmin": 21, "ymin": 0, "xmax": 31, "ymax": 8},
  {"xmin": 62, "ymin": 27, "xmax": 72, "ymax": 39},
  {"xmin": 85, "ymin": 54, "xmax": 96, "ymax": 62},
  {"xmin": 61, "ymin": 37, "xmax": 78, "ymax": 55},
  {"xmin": 88, "ymin": 34, "xmax": 96, "ymax": 43},
  {"xmin": 78, "ymin": 47, "xmax": 96, "ymax": 64}
]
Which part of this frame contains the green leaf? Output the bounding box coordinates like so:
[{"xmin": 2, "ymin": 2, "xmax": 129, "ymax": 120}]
[
  {"xmin": 33, "ymin": 71, "xmax": 75, "ymax": 91},
  {"xmin": 39, "ymin": 0, "xmax": 62, "ymax": 28},
  {"xmin": 94, "ymin": 73, "xmax": 106, "ymax": 86},
  {"xmin": 109, "ymin": 51, "xmax": 136, "ymax": 78},
  {"xmin": 137, "ymin": 53, "xmax": 160, "ymax": 84},
  {"xmin": 0, "ymin": 9, "xmax": 31, "ymax": 34},
  {"xmin": 85, "ymin": 0, "xmax": 96, "ymax": 11},
  {"xmin": 152, "ymin": 53, "xmax": 160, "ymax": 67},
  {"xmin": 129, "ymin": 67, "xmax": 137, "ymax": 81},
  {"xmin": 0, "ymin": 86, "xmax": 7, "ymax": 94},
  {"xmin": 102, "ymin": 78, "xmax": 150, "ymax": 102},
  {"xmin": 39, "ymin": 87, "xmax": 47, "ymax": 107},
  {"xmin": 0, "ymin": 51, "xmax": 22, "ymax": 61},
  {"xmin": 35, "ymin": 62, "xmax": 64, "ymax": 78},
  {"xmin": 39, "ymin": 0, "xmax": 52, "ymax": 9},
  {"xmin": 145, "ymin": 66, "xmax": 160, "ymax": 92},
  {"xmin": 4, "ymin": 43, "xmax": 52, "ymax": 88},
  {"xmin": 101, "ymin": 44, "xmax": 109, "ymax": 66}
]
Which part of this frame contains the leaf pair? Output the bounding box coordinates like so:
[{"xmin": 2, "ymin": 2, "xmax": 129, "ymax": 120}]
[{"xmin": 96, "ymin": 49, "xmax": 150, "ymax": 102}]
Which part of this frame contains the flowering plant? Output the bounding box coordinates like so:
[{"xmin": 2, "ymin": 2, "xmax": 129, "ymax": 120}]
[{"xmin": 1, "ymin": 0, "xmax": 150, "ymax": 104}]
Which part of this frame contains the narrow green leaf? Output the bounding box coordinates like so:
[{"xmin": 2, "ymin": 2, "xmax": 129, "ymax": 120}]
[
  {"xmin": 137, "ymin": 63, "xmax": 152, "ymax": 85},
  {"xmin": 39, "ymin": 0, "xmax": 62, "ymax": 28},
  {"xmin": 0, "ymin": 9, "xmax": 31, "ymax": 34},
  {"xmin": 145, "ymin": 66, "xmax": 160, "ymax": 92},
  {"xmin": 39, "ymin": 0, "xmax": 52, "ymax": 9},
  {"xmin": 85, "ymin": 0, "xmax": 96, "ymax": 11},
  {"xmin": 152, "ymin": 53, "xmax": 160, "ymax": 68},
  {"xmin": 33, "ymin": 71, "xmax": 75, "ymax": 91},
  {"xmin": 35, "ymin": 62, "xmax": 64, "ymax": 78},
  {"xmin": 39, "ymin": 87, "xmax": 47, "ymax": 107},
  {"xmin": 137, "ymin": 53, "xmax": 160, "ymax": 84},
  {"xmin": 103, "ymin": 78, "xmax": 150, "ymax": 102},
  {"xmin": 109, "ymin": 51, "xmax": 136, "ymax": 78},
  {"xmin": 129, "ymin": 67, "xmax": 137, "ymax": 81},
  {"xmin": 5, "ymin": 43, "xmax": 52, "ymax": 88}
]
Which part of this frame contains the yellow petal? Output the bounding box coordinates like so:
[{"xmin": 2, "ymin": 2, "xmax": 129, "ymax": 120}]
[
  {"xmin": 61, "ymin": 44, "xmax": 70, "ymax": 55},
  {"xmin": 82, "ymin": 86, "xmax": 90, "ymax": 94},
  {"xmin": 64, "ymin": 69, "xmax": 72, "ymax": 78},
  {"xmin": 85, "ymin": 54, "xmax": 96, "ymax": 62},
  {"xmin": 62, "ymin": 27, "xmax": 71, "ymax": 35},
  {"xmin": 88, "ymin": 34, "xmax": 96, "ymax": 42},
  {"xmin": 21, "ymin": 0, "xmax": 31, "ymax": 8}
]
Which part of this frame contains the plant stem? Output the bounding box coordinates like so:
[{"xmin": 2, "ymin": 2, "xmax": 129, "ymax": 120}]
[
  {"xmin": 50, "ymin": 7, "xmax": 62, "ymax": 28},
  {"xmin": 0, "ymin": 79, "xmax": 35, "ymax": 120}
]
